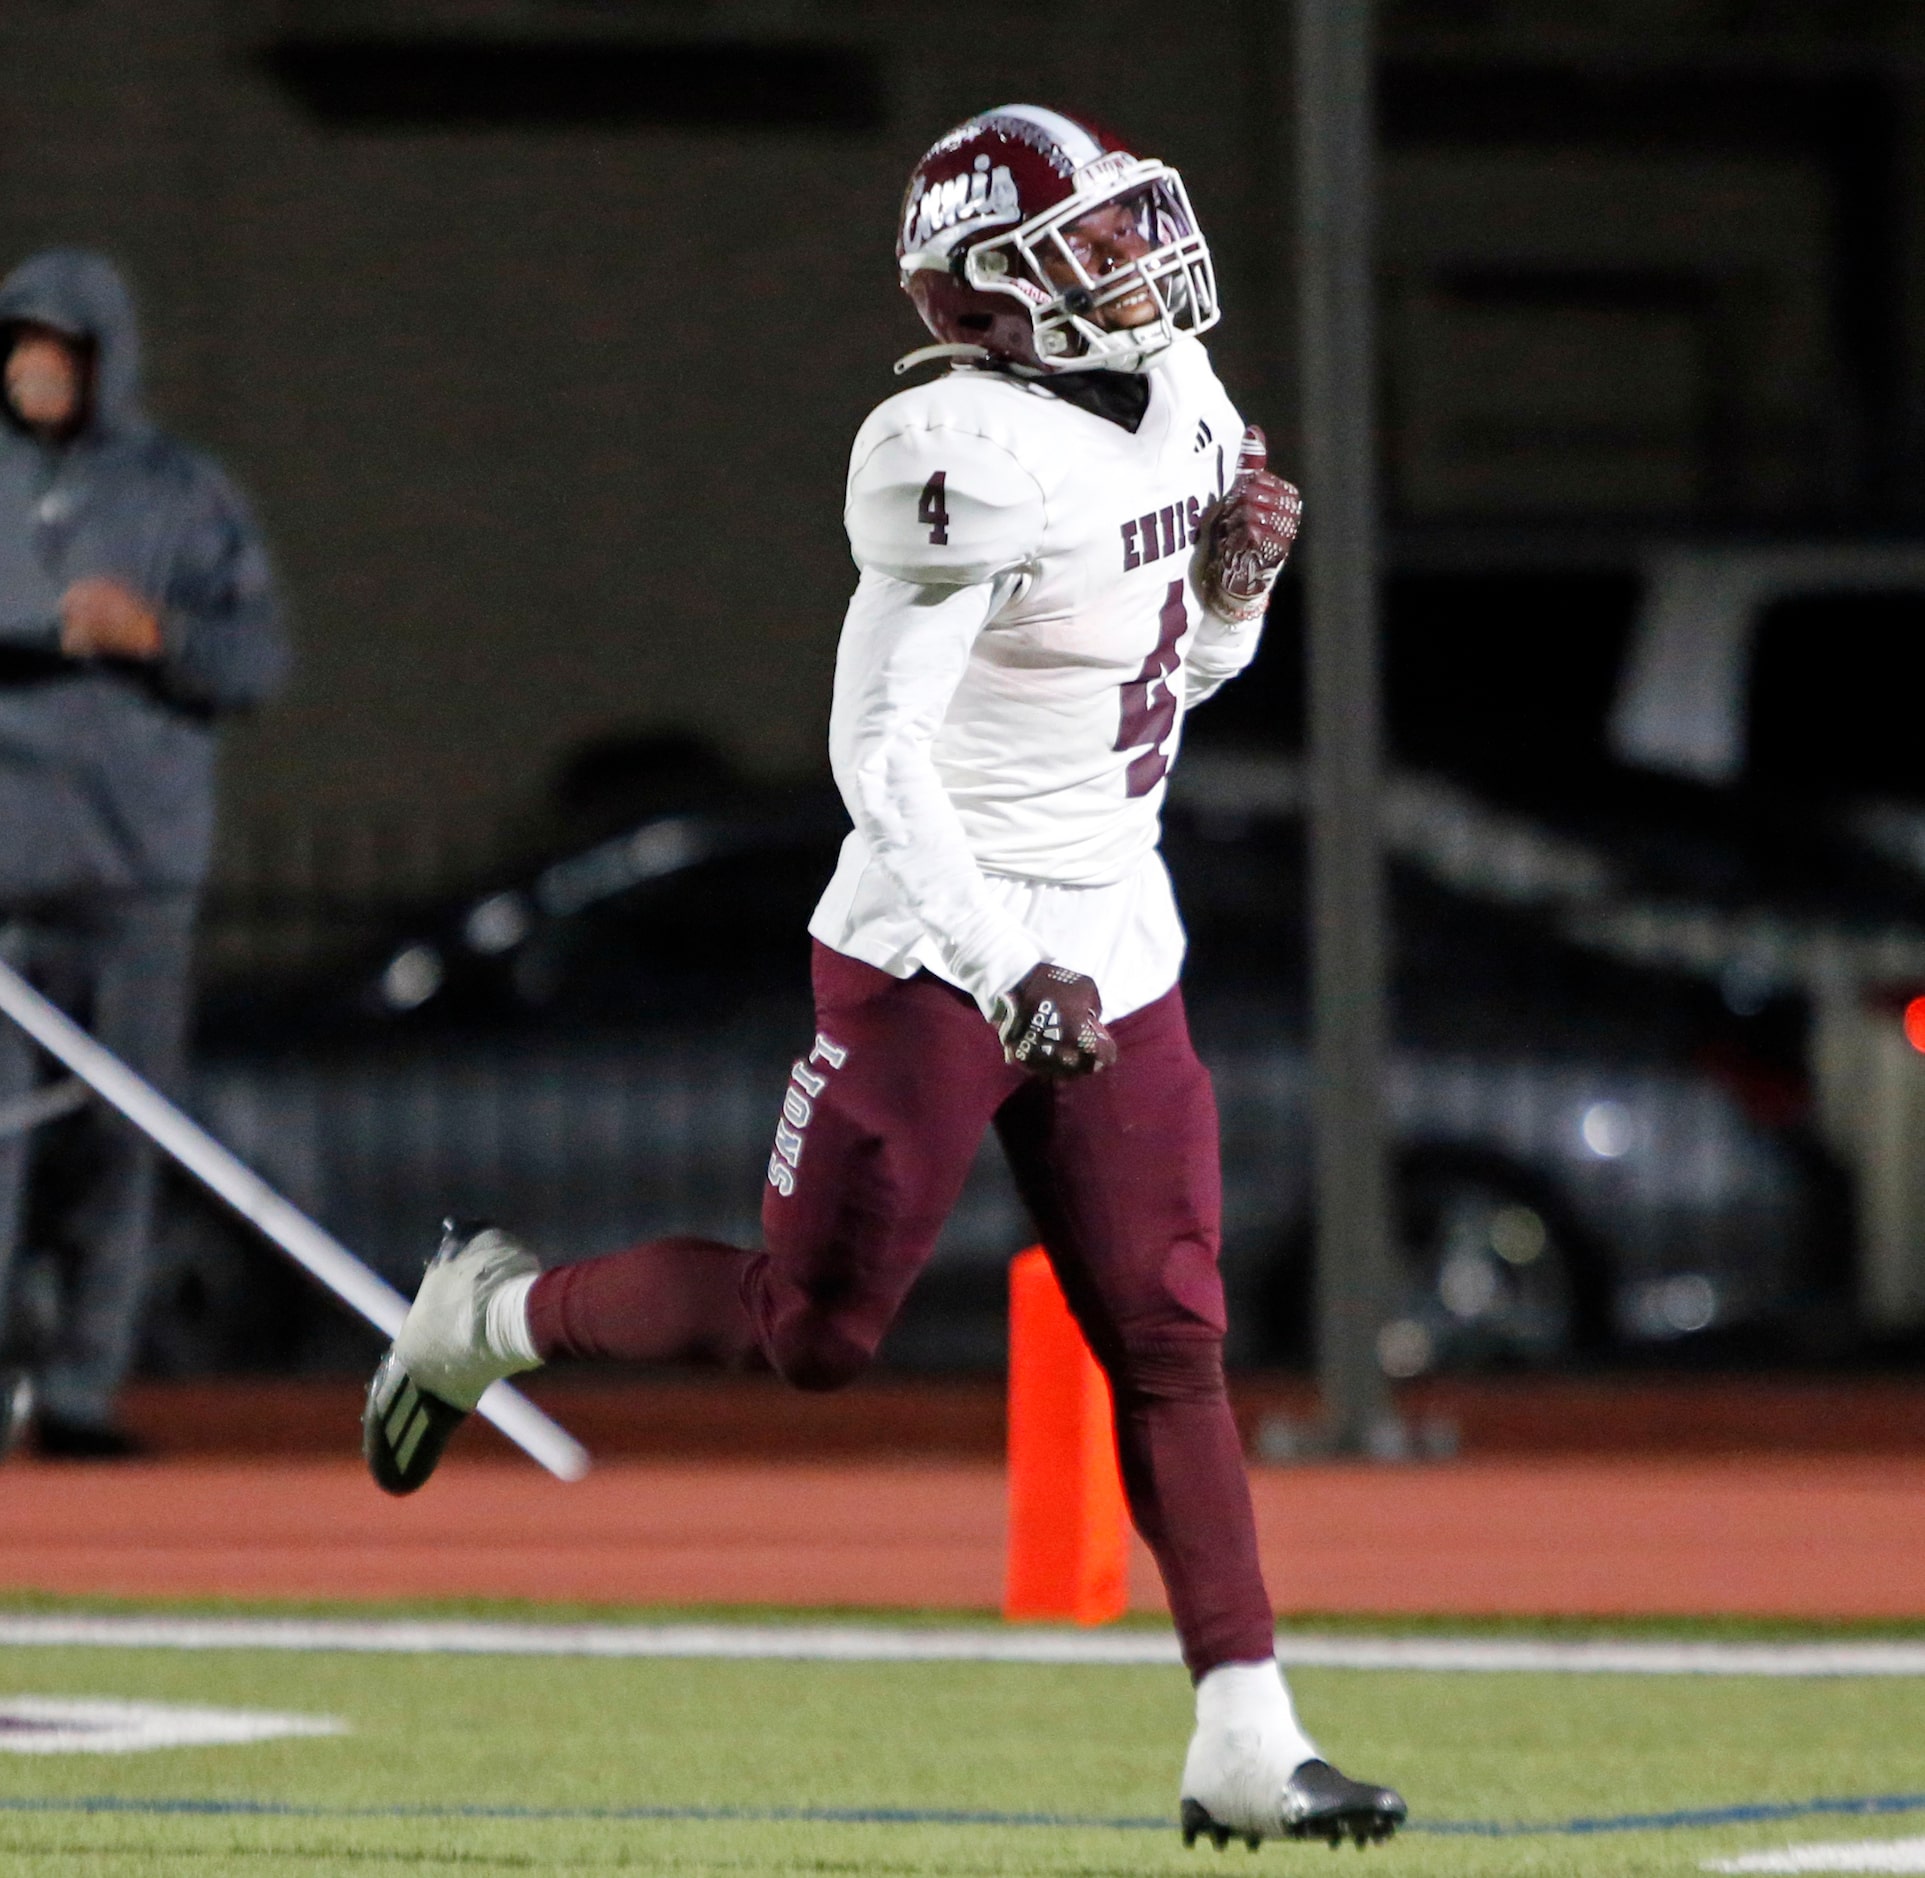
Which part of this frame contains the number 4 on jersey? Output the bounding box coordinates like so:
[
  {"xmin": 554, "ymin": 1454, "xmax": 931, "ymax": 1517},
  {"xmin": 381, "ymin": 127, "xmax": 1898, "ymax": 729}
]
[
  {"xmin": 1116, "ymin": 581, "xmax": 1188, "ymax": 797},
  {"xmin": 918, "ymin": 472, "xmax": 949, "ymax": 545}
]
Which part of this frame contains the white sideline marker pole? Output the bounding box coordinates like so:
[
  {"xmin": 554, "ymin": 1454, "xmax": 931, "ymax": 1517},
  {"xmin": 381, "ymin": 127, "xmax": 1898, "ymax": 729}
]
[{"xmin": 0, "ymin": 956, "xmax": 588, "ymax": 1482}]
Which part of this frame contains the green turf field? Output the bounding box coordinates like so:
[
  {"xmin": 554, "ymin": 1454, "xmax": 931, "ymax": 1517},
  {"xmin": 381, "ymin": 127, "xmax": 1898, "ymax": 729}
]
[{"xmin": 1, "ymin": 1615, "xmax": 1922, "ymax": 1876}]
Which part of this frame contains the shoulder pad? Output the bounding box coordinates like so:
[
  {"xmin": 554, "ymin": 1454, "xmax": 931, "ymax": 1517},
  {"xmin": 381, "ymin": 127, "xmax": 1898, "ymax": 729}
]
[
  {"xmin": 846, "ymin": 384, "xmax": 1047, "ymax": 586},
  {"xmin": 1155, "ymin": 334, "xmax": 1230, "ymax": 408}
]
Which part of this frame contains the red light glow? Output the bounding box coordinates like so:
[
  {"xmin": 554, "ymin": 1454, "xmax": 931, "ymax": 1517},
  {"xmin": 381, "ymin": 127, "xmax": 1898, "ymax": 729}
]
[{"xmin": 1905, "ymin": 998, "xmax": 1925, "ymax": 1054}]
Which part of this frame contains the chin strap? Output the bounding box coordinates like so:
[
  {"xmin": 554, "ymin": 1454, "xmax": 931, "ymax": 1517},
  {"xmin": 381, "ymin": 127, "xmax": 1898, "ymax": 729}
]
[{"xmin": 892, "ymin": 342, "xmax": 993, "ymax": 376}]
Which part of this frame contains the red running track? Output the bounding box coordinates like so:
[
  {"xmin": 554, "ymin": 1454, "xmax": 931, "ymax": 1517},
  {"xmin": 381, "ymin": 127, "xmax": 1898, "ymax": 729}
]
[{"xmin": 2, "ymin": 1455, "xmax": 1922, "ymax": 1618}]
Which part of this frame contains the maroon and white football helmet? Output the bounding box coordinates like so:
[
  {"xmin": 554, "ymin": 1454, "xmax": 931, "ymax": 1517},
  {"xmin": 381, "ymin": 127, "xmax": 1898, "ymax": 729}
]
[{"xmin": 897, "ymin": 104, "xmax": 1218, "ymax": 376}]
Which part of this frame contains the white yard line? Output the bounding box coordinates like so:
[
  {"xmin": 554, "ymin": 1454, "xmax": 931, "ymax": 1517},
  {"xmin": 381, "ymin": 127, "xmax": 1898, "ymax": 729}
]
[
  {"xmin": 1274, "ymin": 1637, "xmax": 1925, "ymax": 1677},
  {"xmin": 1, "ymin": 1614, "xmax": 1923, "ymax": 1675},
  {"xmin": 0, "ymin": 1696, "xmax": 345, "ymax": 1755},
  {"xmin": 0, "ymin": 1616, "xmax": 1179, "ymax": 1665},
  {"xmin": 1706, "ymin": 1838, "xmax": 1925, "ymax": 1872}
]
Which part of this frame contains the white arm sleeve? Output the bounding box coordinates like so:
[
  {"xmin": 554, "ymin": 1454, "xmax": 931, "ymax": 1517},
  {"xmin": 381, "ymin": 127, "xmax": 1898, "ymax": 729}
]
[
  {"xmin": 829, "ymin": 566, "xmax": 1044, "ymax": 1013},
  {"xmin": 1184, "ymin": 609, "xmax": 1266, "ymax": 707}
]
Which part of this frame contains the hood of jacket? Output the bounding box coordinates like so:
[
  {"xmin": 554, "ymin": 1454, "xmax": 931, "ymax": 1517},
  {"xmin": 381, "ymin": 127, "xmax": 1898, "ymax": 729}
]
[{"xmin": 0, "ymin": 249, "xmax": 144, "ymax": 442}]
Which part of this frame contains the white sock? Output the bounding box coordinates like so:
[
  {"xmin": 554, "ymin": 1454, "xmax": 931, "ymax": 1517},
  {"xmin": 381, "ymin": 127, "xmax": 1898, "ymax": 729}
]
[
  {"xmin": 1195, "ymin": 1659, "xmax": 1319, "ymax": 1769},
  {"xmin": 482, "ymin": 1272, "xmax": 542, "ymax": 1370}
]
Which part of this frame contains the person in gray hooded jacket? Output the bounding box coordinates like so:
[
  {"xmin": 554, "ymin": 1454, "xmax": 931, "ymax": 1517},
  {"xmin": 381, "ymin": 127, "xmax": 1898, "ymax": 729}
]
[{"xmin": 0, "ymin": 249, "xmax": 288, "ymax": 1456}]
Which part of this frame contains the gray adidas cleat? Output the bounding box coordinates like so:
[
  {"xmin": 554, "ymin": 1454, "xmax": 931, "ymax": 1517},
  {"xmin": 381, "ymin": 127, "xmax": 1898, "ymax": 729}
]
[{"xmin": 363, "ymin": 1220, "xmax": 538, "ymax": 1496}]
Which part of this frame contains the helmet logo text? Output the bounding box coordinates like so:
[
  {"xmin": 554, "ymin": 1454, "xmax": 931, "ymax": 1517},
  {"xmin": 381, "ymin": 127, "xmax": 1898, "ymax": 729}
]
[{"xmin": 906, "ymin": 158, "xmax": 1019, "ymax": 252}]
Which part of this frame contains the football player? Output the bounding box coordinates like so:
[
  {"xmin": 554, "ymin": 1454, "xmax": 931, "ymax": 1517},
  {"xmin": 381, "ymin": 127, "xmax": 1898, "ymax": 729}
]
[{"xmin": 364, "ymin": 104, "xmax": 1405, "ymax": 1850}]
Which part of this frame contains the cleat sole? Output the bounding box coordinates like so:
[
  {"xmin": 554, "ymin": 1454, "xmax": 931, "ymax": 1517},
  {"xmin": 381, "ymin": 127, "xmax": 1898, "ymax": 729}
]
[
  {"xmin": 1183, "ymin": 1793, "xmax": 1403, "ymax": 1854},
  {"xmin": 1283, "ymin": 1805, "xmax": 1402, "ymax": 1851}
]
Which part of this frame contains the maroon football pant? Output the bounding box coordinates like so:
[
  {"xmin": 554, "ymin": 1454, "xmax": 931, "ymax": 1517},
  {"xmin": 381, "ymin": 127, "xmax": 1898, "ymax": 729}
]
[{"xmin": 526, "ymin": 940, "xmax": 1275, "ymax": 1677}]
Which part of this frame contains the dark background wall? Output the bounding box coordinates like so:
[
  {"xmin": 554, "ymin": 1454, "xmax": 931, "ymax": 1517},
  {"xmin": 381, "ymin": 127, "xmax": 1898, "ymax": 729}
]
[{"xmin": 2, "ymin": 0, "xmax": 1921, "ymax": 859}]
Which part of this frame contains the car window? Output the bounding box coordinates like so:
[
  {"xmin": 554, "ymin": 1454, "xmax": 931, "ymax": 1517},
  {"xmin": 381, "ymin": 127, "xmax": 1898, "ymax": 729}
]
[
  {"xmin": 1748, "ymin": 590, "xmax": 1925, "ymax": 797},
  {"xmin": 1386, "ymin": 572, "xmax": 1641, "ymax": 781}
]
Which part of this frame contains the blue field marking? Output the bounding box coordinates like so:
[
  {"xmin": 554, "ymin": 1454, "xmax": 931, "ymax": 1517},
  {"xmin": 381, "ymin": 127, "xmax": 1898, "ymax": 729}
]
[
  {"xmin": 1424, "ymin": 1793, "xmax": 1925, "ymax": 1838},
  {"xmin": 1, "ymin": 1791, "xmax": 1924, "ymax": 1837}
]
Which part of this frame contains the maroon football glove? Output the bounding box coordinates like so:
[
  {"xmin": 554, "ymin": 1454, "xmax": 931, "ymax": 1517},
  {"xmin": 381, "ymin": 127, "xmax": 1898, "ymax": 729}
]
[
  {"xmin": 992, "ymin": 963, "xmax": 1119, "ymax": 1080},
  {"xmin": 1195, "ymin": 425, "xmax": 1302, "ymax": 625}
]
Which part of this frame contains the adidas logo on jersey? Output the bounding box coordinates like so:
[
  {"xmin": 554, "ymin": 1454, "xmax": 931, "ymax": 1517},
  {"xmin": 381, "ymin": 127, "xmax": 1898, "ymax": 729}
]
[
  {"xmin": 1121, "ymin": 489, "xmax": 1215, "ymax": 572},
  {"xmin": 1195, "ymin": 418, "xmax": 1213, "ymax": 451}
]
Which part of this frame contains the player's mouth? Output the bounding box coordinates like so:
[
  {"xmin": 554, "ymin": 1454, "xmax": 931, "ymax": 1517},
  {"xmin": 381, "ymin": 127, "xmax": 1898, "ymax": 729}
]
[{"xmin": 1095, "ymin": 282, "xmax": 1159, "ymax": 330}]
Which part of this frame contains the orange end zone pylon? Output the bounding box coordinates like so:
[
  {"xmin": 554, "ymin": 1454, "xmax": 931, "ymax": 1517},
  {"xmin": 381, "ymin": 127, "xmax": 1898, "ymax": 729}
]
[{"xmin": 1003, "ymin": 1245, "xmax": 1129, "ymax": 1624}]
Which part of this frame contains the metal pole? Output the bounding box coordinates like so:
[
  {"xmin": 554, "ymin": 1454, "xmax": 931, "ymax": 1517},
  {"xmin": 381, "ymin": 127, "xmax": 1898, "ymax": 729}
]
[
  {"xmin": 1297, "ymin": 0, "xmax": 1397, "ymax": 1453},
  {"xmin": 0, "ymin": 957, "xmax": 589, "ymax": 1482}
]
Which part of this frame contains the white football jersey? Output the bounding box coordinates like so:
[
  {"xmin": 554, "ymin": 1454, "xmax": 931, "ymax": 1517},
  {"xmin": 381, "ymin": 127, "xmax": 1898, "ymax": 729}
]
[{"xmin": 810, "ymin": 335, "xmax": 1264, "ymax": 1019}]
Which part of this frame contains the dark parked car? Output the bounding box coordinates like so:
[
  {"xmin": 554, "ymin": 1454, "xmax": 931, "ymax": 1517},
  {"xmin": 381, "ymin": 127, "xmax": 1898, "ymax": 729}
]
[{"xmin": 129, "ymin": 545, "xmax": 1925, "ymax": 1378}]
